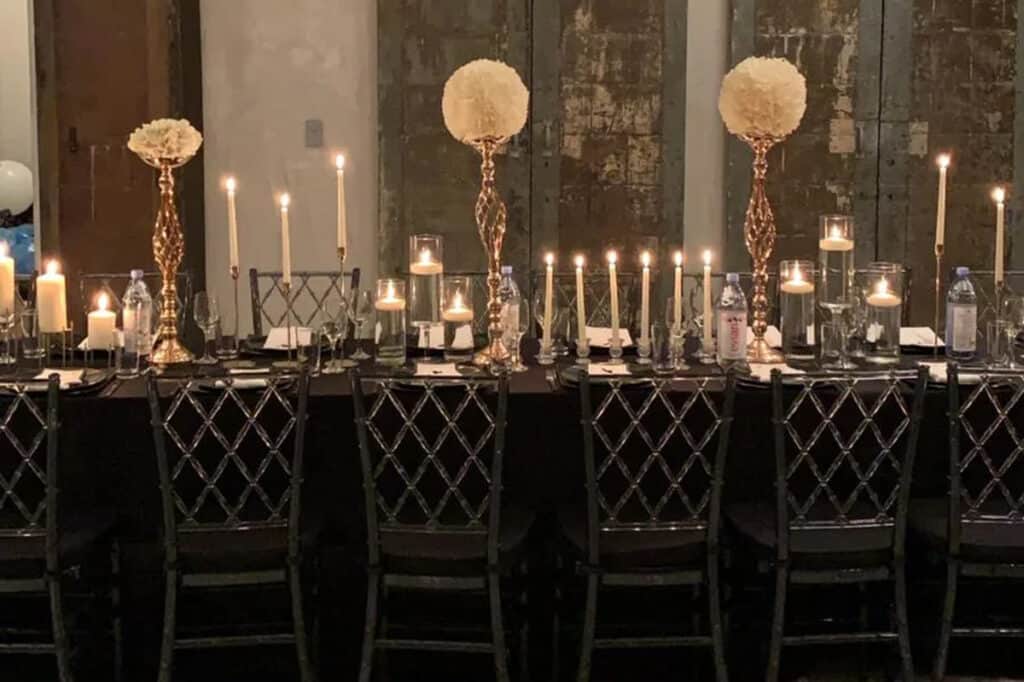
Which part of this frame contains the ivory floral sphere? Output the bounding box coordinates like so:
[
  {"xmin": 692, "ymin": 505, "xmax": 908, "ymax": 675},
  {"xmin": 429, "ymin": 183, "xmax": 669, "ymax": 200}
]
[
  {"xmin": 442, "ymin": 59, "xmax": 529, "ymax": 143},
  {"xmin": 718, "ymin": 57, "xmax": 806, "ymax": 138},
  {"xmin": 127, "ymin": 118, "xmax": 203, "ymax": 162}
]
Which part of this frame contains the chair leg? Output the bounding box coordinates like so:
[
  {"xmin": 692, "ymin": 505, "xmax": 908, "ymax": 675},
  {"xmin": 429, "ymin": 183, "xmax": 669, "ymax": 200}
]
[
  {"xmin": 519, "ymin": 558, "xmax": 530, "ymax": 682},
  {"xmin": 766, "ymin": 563, "xmax": 788, "ymax": 682},
  {"xmin": 552, "ymin": 552, "xmax": 563, "ymax": 682},
  {"xmin": 893, "ymin": 561, "xmax": 914, "ymax": 682},
  {"xmin": 111, "ymin": 541, "xmax": 124, "ymax": 682},
  {"xmin": 288, "ymin": 555, "xmax": 315, "ymax": 682},
  {"xmin": 488, "ymin": 569, "xmax": 510, "ymax": 682},
  {"xmin": 708, "ymin": 556, "xmax": 729, "ymax": 682},
  {"xmin": 576, "ymin": 572, "xmax": 599, "ymax": 682},
  {"xmin": 932, "ymin": 558, "xmax": 959, "ymax": 681},
  {"xmin": 158, "ymin": 567, "xmax": 178, "ymax": 682},
  {"xmin": 358, "ymin": 571, "xmax": 380, "ymax": 682},
  {"xmin": 47, "ymin": 572, "xmax": 73, "ymax": 682}
]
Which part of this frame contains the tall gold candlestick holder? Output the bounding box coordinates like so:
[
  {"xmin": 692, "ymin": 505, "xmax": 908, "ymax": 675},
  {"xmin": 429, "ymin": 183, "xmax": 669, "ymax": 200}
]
[
  {"xmin": 934, "ymin": 245, "xmax": 943, "ymax": 357},
  {"xmin": 273, "ymin": 281, "xmax": 302, "ymax": 370},
  {"xmin": 742, "ymin": 134, "xmax": 785, "ymax": 363},
  {"xmin": 470, "ymin": 137, "xmax": 511, "ymax": 370}
]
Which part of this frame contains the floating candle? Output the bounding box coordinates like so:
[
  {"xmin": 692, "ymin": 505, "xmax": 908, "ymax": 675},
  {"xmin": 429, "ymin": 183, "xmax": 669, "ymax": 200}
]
[
  {"xmin": 866, "ymin": 277, "xmax": 902, "ymax": 308},
  {"xmin": 442, "ymin": 292, "xmax": 474, "ymax": 322},
  {"xmin": 409, "ymin": 248, "xmax": 443, "ymax": 275},
  {"xmin": 781, "ymin": 263, "xmax": 814, "ymax": 294},
  {"xmin": 818, "ymin": 225, "xmax": 854, "ymax": 252}
]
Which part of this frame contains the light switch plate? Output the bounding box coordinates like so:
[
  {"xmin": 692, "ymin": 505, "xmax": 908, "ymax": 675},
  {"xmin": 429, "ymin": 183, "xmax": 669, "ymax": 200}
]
[{"xmin": 304, "ymin": 119, "xmax": 323, "ymax": 148}]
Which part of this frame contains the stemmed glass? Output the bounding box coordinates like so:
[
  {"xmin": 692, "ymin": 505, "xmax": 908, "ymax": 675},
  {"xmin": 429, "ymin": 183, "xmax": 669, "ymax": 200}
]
[
  {"xmin": 318, "ymin": 294, "xmax": 351, "ymax": 373},
  {"xmin": 193, "ymin": 293, "xmax": 220, "ymax": 365},
  {"xmin": 349, "ymin": 290, "xmax": 373, "ymax": 361},
  {"xmin": 1002, "ymin": 295, "xmax": 1024, "ymax": 368},
  {"xmin": 510, "ymin": 299, "xmax": 530, "ymax": 373},
  {"xmin": 532, "ymin": 287, "xmax": 558, "ymax": 365}
]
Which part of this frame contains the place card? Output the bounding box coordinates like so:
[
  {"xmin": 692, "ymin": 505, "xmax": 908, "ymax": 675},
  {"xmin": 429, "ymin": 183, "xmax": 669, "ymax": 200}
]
[
  {"xmin": 585, "ymin": 326, "xmax": 634, "ymax": 348},
  {"xmin": 901, "ymin": 327, "xmax": 944, "ymax": 347},
  {"xmin": 263, "ymin": 326, "xmax": 313, "ymax": 350},
  {"xmin": 747, "ymin": 363, "xmax": 805, "ymax": 383},
  {"xmin": 587, "ymin": 362, "xmax": 632, "ymax": 376},
  {"xmin": 417, "ymin": 323, "xmax": 474, "ymax": 350},
  {"xmin": 32, "ymin": 369, "xmax": 84, "ymax": 389},
  {"xmin": 413, "ymin": 362, "xmax": 463, "ymax": 377},
  {"xmin": 745, "ymin": 326, "xmax": 783, "ymax": 348}
]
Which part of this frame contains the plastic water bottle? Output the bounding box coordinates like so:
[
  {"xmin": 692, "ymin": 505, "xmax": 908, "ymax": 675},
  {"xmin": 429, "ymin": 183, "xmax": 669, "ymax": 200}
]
[
  {"xmin": 498, "ymin": 266, "xmax": 522, "ymax": 353},
  {"xmin": 120, "ymin": 270, "xmax": 153, "ymax": 375},
  {"xmin": 716, "ymin": 273, "xmax": 748, "ymax": 367},
  {"xmin": 946, "ymin": 266, "xmax": 977, "ymax": 361}
]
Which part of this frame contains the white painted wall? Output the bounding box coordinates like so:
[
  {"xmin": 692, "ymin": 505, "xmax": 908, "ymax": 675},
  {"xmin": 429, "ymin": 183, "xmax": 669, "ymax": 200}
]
[
  {"xmin": 0, "ymin": 0, "xmax": 35, "ymax": 169},
  {"xmin": 200, "ymin": 0, "xmax": 377, "ymax": 334}
]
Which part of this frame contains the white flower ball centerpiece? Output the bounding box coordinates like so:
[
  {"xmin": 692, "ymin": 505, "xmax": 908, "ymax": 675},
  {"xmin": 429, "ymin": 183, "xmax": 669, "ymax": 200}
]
[
  {"xmin": 128, "ymin": 117, "xmax": 204, "ymax": 364},
  {"xmin": 718, "ymin": 57, "xmax": 806, "ymax": 363},
  {"xmin": 442, "ymin": 59, "xmax": 529, "ymax": 369}
]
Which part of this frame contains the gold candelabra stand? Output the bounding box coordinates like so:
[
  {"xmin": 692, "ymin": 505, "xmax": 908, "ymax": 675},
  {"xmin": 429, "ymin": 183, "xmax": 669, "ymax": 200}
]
[
  {"xmin": 742, "ymin": 134, "xmax": 785, "ymax": 363},
  {"xmin": 146, "ymin": 156, "xmax": 194, "ymax": 364},
  {"xmin": 471, "ymin": 136, "xmax": 511, "ymax": 369}
]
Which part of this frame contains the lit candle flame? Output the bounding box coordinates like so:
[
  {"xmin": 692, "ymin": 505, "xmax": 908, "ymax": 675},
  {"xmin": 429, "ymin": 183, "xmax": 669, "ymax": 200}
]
[
  {"xmin": 937, "ymin": 154, "xmax": 951, "ymax": 170},
  {"xmin": 97, "ymin": 293, "xmax": 109, "ymax": 312},
  {"xmin": 279, "ymin": 193, "xmax": 291, "ymax": 209},
  {"xmin": 0, "ymin": 242, "xmax": 8, "ymax": 258},
  {"xmin": 418, "ymin": 248, "xmax": 433, "ymax": 265},
  {"xmin": 606, "ymin": 250, "xmax": 617, "ymax": 265},
  {"xmin": 335, "ymin": 154, "xmax": 345, "ymax": 171},
  {"xmin": 451, "ymin": 291, "xmax": 465, "ymax": 310},
  {"xmin": 574, "ymin": 255, "xmax": 585, "ymax": 269},
  {"xmin": 641, "ymin": 251, "xmax": 651, "ymax": 268},
  {"xmin": 994, "ymin": 187, "xmax": 1007, "ymax": 204},
  {"xmin": 45, "ymin": 260, "xmax": 59, "ymax": 276},
  {"xmin": 792, "ymin": 263, "xmax": 804, "ymax": 283},
  {"xmin": 702, "ymin": 250, "xmax": 711, "ymax": 267},
  {"xmin": 545, "ymin": 252, "xmax": 554, "ymax": 267},
  {"xmin": 674, "ymin": 251, "xmax": 684, "ymax": 267},
  {"xmin": 385, "ymin": 281, "xmax": 396, "ymax": 300},
  {"xmin": 876, "ymin": 276, "xmax": 890, "ymax": 296},
  {"xmin": 225, "ymin": 177, "xmax": 236, "ymax": 193}
]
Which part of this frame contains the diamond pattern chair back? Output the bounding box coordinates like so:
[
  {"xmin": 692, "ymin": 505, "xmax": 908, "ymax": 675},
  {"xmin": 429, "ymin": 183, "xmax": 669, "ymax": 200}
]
[
  {"xmin": 145, "ymin": 370, "xmax": 310, "ymax": 537},
  {"xmin": 79, "ymin": 270, "xmax": 192, "ymax": 329},
  {"xmin": 771, "ymin": 368, "xmax": 927, "ymax": 544},
  {"xmin": 579, "ymin": 374, "xmax": 736, "ymax": 562},
  {"xmin": 0, "ymin": 378, "xmax": 59, "ymax": 538},
  {"xmin": 248, "ymin": 268, "xmax": 361, "ymax": 338},
  {"xmin": 529, "ymin": 271, "xmax": 640, "ymax": 337},
  {"xmin": 351, "ymin": 374, "xmax": 509, "ymax": 564}
]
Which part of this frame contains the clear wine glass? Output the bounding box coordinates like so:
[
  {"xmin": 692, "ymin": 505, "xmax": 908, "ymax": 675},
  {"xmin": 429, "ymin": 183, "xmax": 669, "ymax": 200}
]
[
  {"xmin": 510, "ymin": 297, "xmax": 530, "ymax": 373},
  {"xmin": 319, "ymin": 293, "xmax": 348, "ymax": 373},
  {"xmin": 193, "ymin": 292, "xmax": 220, "ymax": 365},
  {"xmin": 350, "ymin": 290, "xmax": 374, "ymax": 361},
  {"xmin": 1002, "ymin": 295, "xmax": 1024, "ymax": 368}
]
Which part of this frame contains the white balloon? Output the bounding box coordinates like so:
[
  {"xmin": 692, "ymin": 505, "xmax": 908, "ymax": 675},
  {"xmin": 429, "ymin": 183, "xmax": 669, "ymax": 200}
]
[{"xmin": 0, "ymin": 161, "xmax": 34, "ymax": 215}]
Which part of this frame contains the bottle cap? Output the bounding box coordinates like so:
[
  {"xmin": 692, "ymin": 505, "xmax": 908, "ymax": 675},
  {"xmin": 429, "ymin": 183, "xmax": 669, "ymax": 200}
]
[
  {"xmin": 726, "ymin": 273, "xmax": 739, "ymax": 284},
  {"xmin": 130, "ymin": 269, "xmax": 144, "ymax": 281},
  {"xmin": 955, "ymin": 266, "xmax": 970, "ymax": 277},
  {"xmin": 500, "ymin": 265, "xmax": 513, "ymax": 275}
]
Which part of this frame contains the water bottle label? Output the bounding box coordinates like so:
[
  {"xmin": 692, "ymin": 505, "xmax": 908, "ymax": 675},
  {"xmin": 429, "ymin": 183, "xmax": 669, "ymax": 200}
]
[
  {"xmin": 948, "ymin": 303, "xmax": 977, "ymax": 352},
  {"xmin": 718, "ymin": 311, "xmax": 747, "ymax": 360}
]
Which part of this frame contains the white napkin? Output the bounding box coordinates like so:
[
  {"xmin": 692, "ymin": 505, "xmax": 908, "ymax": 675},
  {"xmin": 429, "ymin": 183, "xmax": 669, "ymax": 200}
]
[
  {"xmin": 919, "ymin": 360, "xmax": 982, "ymax": 384},
  {"xmin": 414, "ymin": 362, "xmax": 463, "ymax": 377},
  {"xmin": 747, "ymin": 363, "xmax": 805, "ymax": 383},
  {"xmin": 417, "ymin": 324, "xmax": 474, "ymax": 350},
  {"xmin": 263, "ymin": 327, "xmax": 313, "ymax": 350},
  {"xmin": 77, "ymin": 331, "xmax": 125, "ymax": 351},
  {"xmin": 901, "ymin": 327, "xmax": 944, "ymax": 347},
  {"xmin": 32, "ymin": 369, "xmax": 84, "ymax": 389},
  {"xmin": 587, "ymin": 361, "xmax": 632, "ymax": 376},
  {"xmin": 585, "ymin": 326, "xmax": 634, "ymax": 348},
  {"xmin": 745, "ymin": 326, "xmax": 783, "ymax": 348},
  {"xmin": 228, "ymin": 367, "xmax": 271, "ymax": 376}
]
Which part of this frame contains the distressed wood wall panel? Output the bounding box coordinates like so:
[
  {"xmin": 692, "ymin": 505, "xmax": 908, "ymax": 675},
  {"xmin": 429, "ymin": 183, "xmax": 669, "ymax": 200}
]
[
  {"xmin": 557, "ymin": 0, "xmax": 668, "ymax": 264},
  {"xmin": 378, "ymin": 0, "xmax": 531, "ymax": 275}
]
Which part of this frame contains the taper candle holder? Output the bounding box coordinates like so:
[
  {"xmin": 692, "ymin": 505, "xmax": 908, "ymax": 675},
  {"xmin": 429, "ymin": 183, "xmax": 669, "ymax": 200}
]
[
  {"xmin": 218, "ymin": 265, "xmax": 242, "ymax": 362},
  {"xmin": 273, "ymin": 281, "xmax": 302, "ymax": 370},
  {"xmin": 934, "ymin": 244, "xmax": 944, "ymax": 357}
]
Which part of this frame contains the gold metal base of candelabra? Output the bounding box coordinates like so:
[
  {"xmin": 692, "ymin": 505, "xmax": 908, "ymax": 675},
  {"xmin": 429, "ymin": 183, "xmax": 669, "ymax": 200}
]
[
  {"xmin": 152, "ymin": 336, "xmax": 194, "ymax": 365},
  {"xmin": 473, "ymin": 340, "xmax": 512, "ymax": 369},
  {"xmin": 747, "ymin": 337, "xmax": 783, "ymax": 364}
]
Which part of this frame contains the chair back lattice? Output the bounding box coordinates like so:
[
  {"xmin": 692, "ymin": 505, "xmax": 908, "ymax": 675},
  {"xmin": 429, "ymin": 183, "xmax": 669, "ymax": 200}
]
[
  {"xmin": 0, "ymin": 378, "xmax": 59, "ymax": 537},
  {"xmin": 145, "ymin": 371, "xmax": 310, "ymax": 534},
  {"xmin": 351, "ymin": 375, "xmax": 509, "ymax": 557},
  {"xmin": 248, "ymin": 268, "xmax": 361, "ymax": 338},
  {"xmin": 79, "ymin": 271, "xmax": 193, "ymax": 328},
  {"xmin": 949, "ymin": 367, "xmax": 1024, "ymax": 531},
  {"xmin": 580, "ymin": 374, "xmax": 735, "ymax": 540},
  {"xmin": 528, "ymin": 271, "xmax": 640, "ymax": 338},
  {"xmin": 771, "ymin": 368, "xmax": 927, "ymax": 532}
]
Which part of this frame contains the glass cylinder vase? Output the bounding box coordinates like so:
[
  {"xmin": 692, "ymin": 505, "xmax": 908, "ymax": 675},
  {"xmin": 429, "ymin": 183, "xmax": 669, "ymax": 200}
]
[
  {"xmin": 864, "ymin": 262, "xmax": 903, "ymax": 363},
  {"xmin": 408, "ymin": 234, "xmax": 443, "ymax": 341},
  {"xmin": 374, "ymin": 278, "xmax": 407, "ymax": 366},
  {"xmin": 441, "ymin": 275, "xmax": 475, "ymax": 363},
  {"xmin": 818, "ymin": 214, "xmax": 855, "ymax": 368},
  {"xmin": 779, "ymin": 259, "xmax": 816, "ymax": 362}
]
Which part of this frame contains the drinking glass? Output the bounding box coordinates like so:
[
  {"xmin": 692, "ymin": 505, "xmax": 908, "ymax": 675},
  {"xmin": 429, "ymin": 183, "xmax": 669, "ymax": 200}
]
[
  {"xmin": 193, "ymin": 293, "xmax": 220, "ymax": 365},
  {"xmin": 1002, "ymin": 295, "xmax": 1024, "ymax": 367},
  {"xmin": 651, "ymin": 322, "xmax": 674, "ymax": 375},
  {"xmin": 987, "ymin": 320, "xmax": 1012, "ymax": 367},
  {"xmin": 509, "ymin": 294, "xmax": 529, "ymax": 373},
  {"xmin": 21, "ymin": 308, "xmax": 45, "ymax": 361},
  {"xmin": 350, "ymin": 290, "xmax": 374, "ymax": 361},
  {"xmin": 318, "ymin": 293, "xmax": 347, "ymax": 374}
]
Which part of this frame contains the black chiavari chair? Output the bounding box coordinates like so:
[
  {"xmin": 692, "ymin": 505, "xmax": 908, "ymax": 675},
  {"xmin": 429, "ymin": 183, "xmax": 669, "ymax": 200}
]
[
  {"xmin": 145, "ymin": 370, "xmax": 316, "ymax": 682},
  {"xmin": 248, "ymin": 268, "xmax": 361, "ymax": 338},
  {"xmin": 909, "ymin": 366, "xmax": 1024, "ymax": 678},
  {"xmin": 560, "ymin": 374, "xmax": 736, "ymax": 682},
  {"xmin": 351, "ymin": 373, "xmax": 529, "ymax": 682},
  {"xmin": 78, "ymin": 271, "xmax": 192, "ymax": 327},
  {"xmin": 727, "ymin": 368, "xmax": 927, "ymax": 682},
  {"xmin": 0, "ymin": 376, "xmax": 118, "ymax": 682}
]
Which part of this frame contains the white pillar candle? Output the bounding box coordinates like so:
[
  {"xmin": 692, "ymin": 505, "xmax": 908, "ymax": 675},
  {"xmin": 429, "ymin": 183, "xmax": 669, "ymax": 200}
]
[
  {"xmin": 225, "ymin": 177, "xmax": 239, "ymax": 272},
  {"xmin": 37, "ymin": 260, "xmax": 67, "ymax": 333},
  {"xmin": 87, "ymin": 293, "xmax": 117, "ymax": 349},
  {"xmin": 574, "ymin": 255, "xmax": 587, "ymax": 343},
  {"xmin": 542, "ymin": 253, "xmax": 554, "ymax": 351},
  {"xmin": 673, "ymin": 251, "xmax": 683, "ymax": 332},
  {"xmin": 702, "ymin": 250, "xmax": 713, "ymax": 347},
  {"xmin": 640, "ymin": 251, "xmax": 650, "ymax": 344},
  {"xmin": 607, "ymin": 250, "xmax": 620, "ymax": 344},
  {"xmin": 0, "ymin": 242, "xmax": 14, "ymax": 316},
  {"xmin": 994, "ymin": 187, "xmax": 1006, "ymax": 286},
  {"xmin": 279, "ymin": 193, "xmax": 292, "ymax": 287},
  {"xmin": 936, "ymin": 154, "xmax": 950, "ymax": 249},
  {"xmin": 335, "ymin": 154, "xmax": 348, "ymax": 253}
]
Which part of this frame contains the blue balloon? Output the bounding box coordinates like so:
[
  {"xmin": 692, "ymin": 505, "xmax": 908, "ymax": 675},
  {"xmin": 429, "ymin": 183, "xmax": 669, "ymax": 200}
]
[{"xmin": 0, "ymin": 224, "xmax": 36, "ymax": 274}]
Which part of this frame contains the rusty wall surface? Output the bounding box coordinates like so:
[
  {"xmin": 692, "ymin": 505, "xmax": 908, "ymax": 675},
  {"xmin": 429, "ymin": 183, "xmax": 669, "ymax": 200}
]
[
  {"xmin": 378, "ymin": 0, "xmax": 530, "ymax": 275},
  {"xmin": 558, "ymin": 0, "xmax": 667, "ymax": 264},
  {"xmin": 900, "ymin": 0, "xmax": 1017, "ymax": 324}
]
